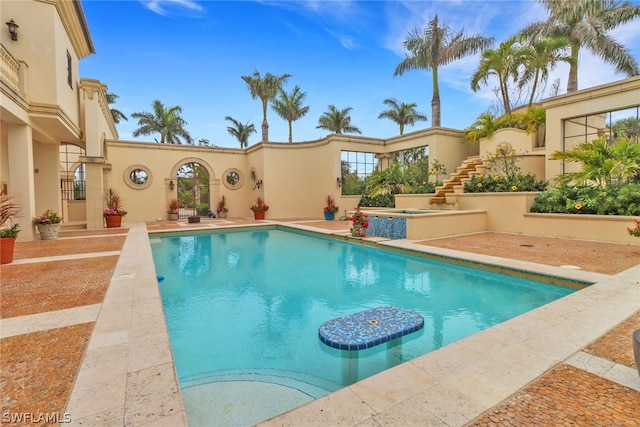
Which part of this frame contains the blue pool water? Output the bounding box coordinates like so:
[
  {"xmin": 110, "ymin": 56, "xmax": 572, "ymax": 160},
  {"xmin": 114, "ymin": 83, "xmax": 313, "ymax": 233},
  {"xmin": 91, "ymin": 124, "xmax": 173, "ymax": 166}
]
[{"xmin": 151, "ymin": 228, "xmax": 578, "ymax": 424}]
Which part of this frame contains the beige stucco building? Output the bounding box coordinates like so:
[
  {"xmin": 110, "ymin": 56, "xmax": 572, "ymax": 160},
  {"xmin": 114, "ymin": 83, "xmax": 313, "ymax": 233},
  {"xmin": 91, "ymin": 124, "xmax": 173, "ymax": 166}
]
[{"xmin": 1, "ymin": 0, "xmax": 639, "ymax": 244}]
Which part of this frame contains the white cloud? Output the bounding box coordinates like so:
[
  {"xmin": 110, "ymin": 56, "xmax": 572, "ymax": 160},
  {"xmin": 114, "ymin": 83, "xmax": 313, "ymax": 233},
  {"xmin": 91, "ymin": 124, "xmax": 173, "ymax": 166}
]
[
  {"xmin": 325, "ymin": 28, "xmax": 358, "ymax": 50},
  {"xmin": 141, "ymin": 0, "xmax": 203, "ymax": 16}
]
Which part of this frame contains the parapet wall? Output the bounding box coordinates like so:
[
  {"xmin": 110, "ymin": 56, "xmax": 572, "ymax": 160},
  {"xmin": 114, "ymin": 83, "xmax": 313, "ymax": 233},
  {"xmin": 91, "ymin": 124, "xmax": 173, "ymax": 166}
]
[{"xmin": 394, "ymin": 193, "xmax": 638, "ymax": 244}]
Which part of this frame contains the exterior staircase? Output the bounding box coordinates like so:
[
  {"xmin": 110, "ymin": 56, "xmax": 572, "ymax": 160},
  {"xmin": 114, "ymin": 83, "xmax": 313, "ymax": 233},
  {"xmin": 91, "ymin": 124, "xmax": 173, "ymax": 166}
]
[{"xmin": 429, "ymin": 157, "xmax": 485, "ymax": 205}]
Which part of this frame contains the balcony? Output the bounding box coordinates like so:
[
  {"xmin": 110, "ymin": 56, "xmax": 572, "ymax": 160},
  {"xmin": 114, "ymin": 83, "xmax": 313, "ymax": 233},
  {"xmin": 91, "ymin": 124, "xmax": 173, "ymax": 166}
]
[{"xmin": 0, "ymin": 43, "xmax": 20, "ymax": 93}]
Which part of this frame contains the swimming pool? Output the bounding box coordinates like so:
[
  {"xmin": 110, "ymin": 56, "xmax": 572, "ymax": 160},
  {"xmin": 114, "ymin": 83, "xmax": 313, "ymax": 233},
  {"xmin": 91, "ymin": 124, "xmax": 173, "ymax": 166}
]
[{"xmin": 151, "ymin": 227, "xmax": 579, "ymax": 425}]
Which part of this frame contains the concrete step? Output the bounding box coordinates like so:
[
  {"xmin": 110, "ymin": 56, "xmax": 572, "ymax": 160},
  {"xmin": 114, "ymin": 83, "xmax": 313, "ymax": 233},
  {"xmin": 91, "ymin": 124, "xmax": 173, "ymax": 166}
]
[{"xmin": 62, "ymin": 222, "xmax": 87, "ymax": 230}]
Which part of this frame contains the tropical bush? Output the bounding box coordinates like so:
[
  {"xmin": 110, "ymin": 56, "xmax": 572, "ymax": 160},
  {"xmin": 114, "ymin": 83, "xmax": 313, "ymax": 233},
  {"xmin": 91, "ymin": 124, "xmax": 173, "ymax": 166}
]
[
  {"xmin": 196, "ymin": 203, "xmax": 210, "ymax": 216},
  {"xmin": 550, "ymin": 137, "xmax": 640, "ymax": 187},
  {"xmin": 465, "ymin": 173, "xmax": 548, "ymax": 193},
  {"xmin": 530, "ymin": 183, "xmax": 640, "ymax": 216},
  {"xmin": 358, "ymin": 194, "xmax": 395, "ymax": 208},
  {"xmin": 410, "ymin": 180, "xmax": 438, "ymax": 194},
  {"xmin": 462, "ymin": 106, "xmax": 545, "ymax": 144},
  {"xmin": 359, "ymin": 157, "xmax": 436, "ymax": 198},
  {"xmin": 365, "ymin": 163, "xmax": 411, "ymax": 196}
]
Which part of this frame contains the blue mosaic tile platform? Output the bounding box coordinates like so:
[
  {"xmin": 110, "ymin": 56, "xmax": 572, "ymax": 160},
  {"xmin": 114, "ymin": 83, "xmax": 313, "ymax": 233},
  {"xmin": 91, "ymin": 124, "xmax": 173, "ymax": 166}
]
[
  {"xmin": 318, "ymin": 306, "xmax": 424, "ymax": 351},
  {"xmin": 367, "ymin": 216, "xmax": 407, "ymax": 239}
]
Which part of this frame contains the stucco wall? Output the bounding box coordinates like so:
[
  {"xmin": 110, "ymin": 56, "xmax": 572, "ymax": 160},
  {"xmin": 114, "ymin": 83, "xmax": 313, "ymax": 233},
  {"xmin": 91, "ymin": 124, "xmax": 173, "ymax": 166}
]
[
  {"xmin": 105, "ymin": 130, "xmax": 469, "ymax": 222},
  {"xmin": 450, "ymin": 192, "xmax": 638, "ymax": 244},
  {"xmin": 106, "ymin": 141, "xmax": 248, "ymax": 222}
]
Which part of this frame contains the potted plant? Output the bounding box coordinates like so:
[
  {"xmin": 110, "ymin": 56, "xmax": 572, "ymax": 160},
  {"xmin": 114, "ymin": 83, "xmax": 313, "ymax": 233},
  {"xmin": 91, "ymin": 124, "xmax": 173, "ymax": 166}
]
[
  {"xmin": 168, "ymin": 198, "xmax": 180, "ymax": 221},
  {"xmin": 323, "ymin": 195, "xmax": 339, "ymax": 220},
  {"xmin": 103, "ymin": 188, "xmax": 127, "ymax": 228},
  {"xmin": 0, "ymin": 195, "xmax": 21, "ymax": 264},
  {"xmin": 216, "ymin": 196, "xmax": 229, "ymax": 218},
  {"xmin": 250, "ymin": 197, "xmax": 269, "ymax": 220},
  {"xmin": 349, "ymin": 206, "xmax": 369, "ymax": 237},
  {"xmin": 33, "ymin": 209, "xmax": 62, "ymax": 240}
]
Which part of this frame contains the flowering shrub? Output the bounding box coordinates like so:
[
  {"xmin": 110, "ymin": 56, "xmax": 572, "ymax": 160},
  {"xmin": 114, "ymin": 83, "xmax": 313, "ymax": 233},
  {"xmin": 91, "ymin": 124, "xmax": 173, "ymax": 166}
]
[
  {"xmin": 484, "ymin": 145, "xmax": 521, "ymax": 180},
  {"xmin": 32, "ymin": 209, "xmax": 62, "ymax": 225},
  {"xmin": 530, "ymin": 183, "xmax": 640, "ymax": 216},
  {"xmin": 250, "ymin": 197, "xmax": 269, "ymax": 211},
  {"xmin": 349, "ymin": 206, "xmax": 369, "ymax": 237},
  {"xmin": 464, "ymin": 174, "xmax": 547, "ymax": 193},
  {"xmin": 628, "ymin": 217, "xmax": 640, "ymax": 237},
  {"xmin": 358, "ymin": 194, "xmax": 395, "ymax": 208}
]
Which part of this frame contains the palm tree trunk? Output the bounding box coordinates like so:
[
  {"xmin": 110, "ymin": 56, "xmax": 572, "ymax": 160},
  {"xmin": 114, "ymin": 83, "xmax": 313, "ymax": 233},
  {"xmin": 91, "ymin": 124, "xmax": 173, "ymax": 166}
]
[
  {"xmin": 528, "ymin": 69, "xmax": 540, "ymax": 107},
  {"xmin": 288, "ymin": 120, "xmax": 293, "ymax": 143},
  {"xmin": 500, "ymin": 76, "xmax": 511, "ymax": 116},
  {"xmin": 567, "ymin": 44, "xmax": 580, "ymax": 93},
  {"xmin": 261, "ymin": 100, "xmax": 269, "ymax": 142},
  {"xmin": 431, "ymin": 67, "xmax": 441, "ymax": 127},
  {"xmin": 262, "ymin": 120, "xmax": 268, "ymax": 142}
]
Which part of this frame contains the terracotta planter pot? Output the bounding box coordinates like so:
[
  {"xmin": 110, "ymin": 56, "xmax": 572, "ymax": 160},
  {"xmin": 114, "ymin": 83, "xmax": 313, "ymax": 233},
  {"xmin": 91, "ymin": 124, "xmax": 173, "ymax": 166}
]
[
  {"xmin": 253, "ymin": 210, "xmax": 266, "ymax": 220},
  {"xmin": 37, "ymin": 223, "xmax": 60, "ymax": 240},
  {"xmin": 105, "ymin": 215, "xmax": 122, "ymax": 228},
  {"xmin": 0, "ymin": 236, "xmax": 16, "ymax": 264}
]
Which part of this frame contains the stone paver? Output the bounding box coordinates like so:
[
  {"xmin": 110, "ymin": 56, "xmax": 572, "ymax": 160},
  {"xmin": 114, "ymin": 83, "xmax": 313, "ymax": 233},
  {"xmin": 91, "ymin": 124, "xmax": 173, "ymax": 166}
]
[
  {"xmin": 419, "ymin": 232, "xmax": 640, "ymax": 275},
  {"xmin": 0, "ymin": 256, "xmax": 118, "ymax": 318},
  {"xmin": 0, "ymin": 323, "xmax": 94, "ymax": 421},
  {"xmin": 467, "ymin": 365, "xmax": 640, "ymax": 426}
]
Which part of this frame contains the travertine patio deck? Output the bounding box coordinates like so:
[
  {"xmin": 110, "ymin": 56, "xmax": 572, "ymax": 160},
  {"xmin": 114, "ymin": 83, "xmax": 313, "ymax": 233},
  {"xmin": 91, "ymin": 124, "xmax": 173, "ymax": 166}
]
[{"xmin": 1, "ymin": 218, "xmax": 638, "ymax": 426}]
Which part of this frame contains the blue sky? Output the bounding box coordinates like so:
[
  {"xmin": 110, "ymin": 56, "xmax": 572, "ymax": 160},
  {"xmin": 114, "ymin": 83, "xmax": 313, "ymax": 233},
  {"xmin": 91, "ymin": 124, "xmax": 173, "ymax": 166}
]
[{"xmin": 80, "ymin": 0, "xmax": 640, "ymax": 148}]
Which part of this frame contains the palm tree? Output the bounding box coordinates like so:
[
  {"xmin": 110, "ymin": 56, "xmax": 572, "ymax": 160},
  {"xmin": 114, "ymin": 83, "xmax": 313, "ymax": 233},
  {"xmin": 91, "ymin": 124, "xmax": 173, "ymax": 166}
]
[
  {"xmin": 462, "ymin": 112, "xmax": 503, "ymax": 143},
  {"xmin": 224, "ymin": 116, "xmax": 256, "ymax": 149},
  {"xmin": 316, "ymin": 105, "xmax": 362, "ymax": 135},
  {"xmin": 131, "ymin": 100, "xmax": 193, "ymax": 144},
  {"xmin": 241, "ymin": 70, "xmax": 291, "ymax": 142},
  {"xmin": 471, "ymin": 37, "xmax": 525, "ymax": 116},
  {"xmin": 106, "ymin": 92, "xmax": 127, "ymax": 124},
  {"xmin": 365, "ymin": 162, "xmax": 412, "ymax": 196},
  {"xmin": 517, "ymin": 36, "xmax": 574, "ymax": 107},
  {"xmin": 271, "ymin": 85, "xmax": 310, "ymax": 143},
  {"xmin": 378, "ymin": 99, "xmax": 428, "ymax": 135},
  {"xmin": 550, "ymin": 137, "xmax": 640, "ymax": 186},
  {"xmin": 521, "ymin": 0, "xmax": 640, "ymax": 93},
  {"xmin": 394, "ymin": 14, "xmax": 493, "ymax": 127},
  {"xmin": 611, "ymin": 117, "xmax": 640, "ymax": 141}
]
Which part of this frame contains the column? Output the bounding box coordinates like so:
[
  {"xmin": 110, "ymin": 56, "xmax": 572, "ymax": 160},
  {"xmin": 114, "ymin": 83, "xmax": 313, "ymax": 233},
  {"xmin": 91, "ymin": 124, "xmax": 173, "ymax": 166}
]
[
  {"xmin": 82, "ymin": 159, "xmax": 105, "ymax": 230},
  {"xmin": 7, "ymin": 124, "xmax": 35, "ymax": 241}
]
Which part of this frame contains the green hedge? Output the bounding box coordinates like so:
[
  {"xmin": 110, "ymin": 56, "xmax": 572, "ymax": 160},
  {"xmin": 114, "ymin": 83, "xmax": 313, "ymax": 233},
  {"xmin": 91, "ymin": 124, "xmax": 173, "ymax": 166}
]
[
  {"xmin": 464, "ymin": 174, "xmax": 548, "ymax": 193},
  {"xmin": 530, "ymin": 183, "xmax": 640, "ymax": 216},
  {"xmin": 358, "ymin": 194, "xmax": 395, "ymax": 208}
]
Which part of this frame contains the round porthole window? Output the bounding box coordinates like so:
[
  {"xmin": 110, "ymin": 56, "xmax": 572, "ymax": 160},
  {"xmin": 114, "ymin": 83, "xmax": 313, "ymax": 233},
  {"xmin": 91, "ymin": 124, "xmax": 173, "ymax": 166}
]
[
  {"xmin": 223, "ymin": 168, "xmax": 243, "ymax": 190},
  {"xmin": 124, "ymin": 165, "xmax": 152, "ymax": 189}
]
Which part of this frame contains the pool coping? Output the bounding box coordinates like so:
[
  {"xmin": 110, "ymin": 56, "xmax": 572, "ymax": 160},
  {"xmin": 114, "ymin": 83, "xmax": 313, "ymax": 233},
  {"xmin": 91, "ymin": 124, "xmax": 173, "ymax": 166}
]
[{"xmin": 65, "ymin": 222, "xmax": 640, "ymax": 426}]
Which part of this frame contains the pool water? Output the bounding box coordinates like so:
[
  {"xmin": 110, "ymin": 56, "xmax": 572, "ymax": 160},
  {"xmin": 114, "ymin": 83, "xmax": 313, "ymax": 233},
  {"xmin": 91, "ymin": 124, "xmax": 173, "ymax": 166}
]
[{"xmin": 151, "ymin": 228, "xmax": 576, "ymax": 425}]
